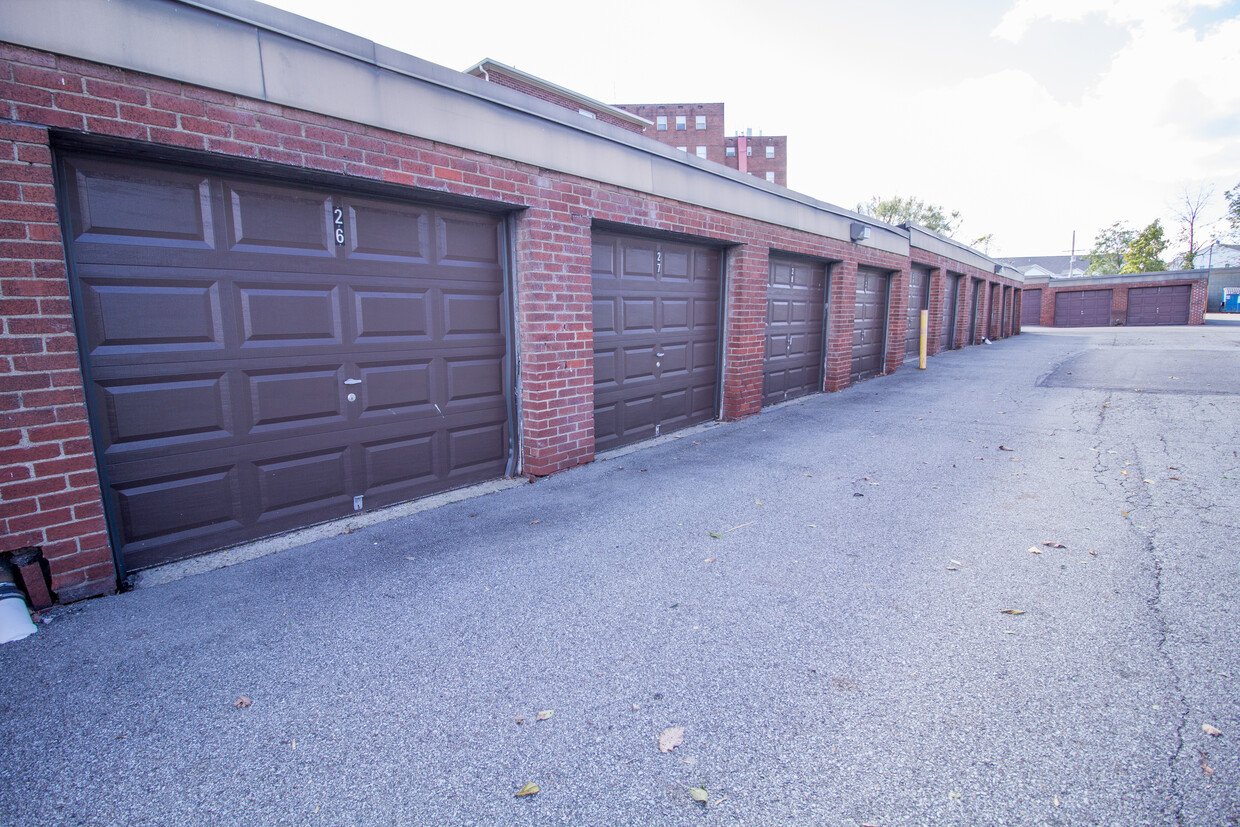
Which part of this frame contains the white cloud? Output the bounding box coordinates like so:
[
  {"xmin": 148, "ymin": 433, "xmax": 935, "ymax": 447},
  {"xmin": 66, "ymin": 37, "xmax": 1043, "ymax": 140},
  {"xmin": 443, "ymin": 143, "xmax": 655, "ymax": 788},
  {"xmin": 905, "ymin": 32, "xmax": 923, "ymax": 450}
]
[{"xmin": 992, "ymin": 0, "xmax": 1226, "ymax": 41}]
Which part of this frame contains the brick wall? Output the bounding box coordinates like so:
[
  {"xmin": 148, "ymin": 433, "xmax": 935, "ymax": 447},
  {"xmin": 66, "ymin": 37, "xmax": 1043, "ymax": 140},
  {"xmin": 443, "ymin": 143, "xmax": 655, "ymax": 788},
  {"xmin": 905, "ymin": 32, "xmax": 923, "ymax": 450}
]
[{"xmin": 0, "ymin": 41, "xmax": 1022, "ymax": 600}]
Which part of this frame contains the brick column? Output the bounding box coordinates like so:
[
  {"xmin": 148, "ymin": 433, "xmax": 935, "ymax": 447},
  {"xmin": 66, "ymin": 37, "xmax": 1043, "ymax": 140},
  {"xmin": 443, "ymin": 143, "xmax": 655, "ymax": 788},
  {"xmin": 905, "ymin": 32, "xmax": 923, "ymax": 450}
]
[
  {"xmin": 885, "ymin": 264, "xmax": 911, "ymax": 375},
  {"xmin": 823, "ymin": 259, "xmax": 856, "ymax": 391},
  {"xmin": 0, "ymin": 122, "xmax": 114, "ymax": 602},
  {"xmin": 720, "ymin": 244, "xmax": 766, "ymax": 420},
  {"xmin": 512, "ymin": 203, "xmax": 594, "ymax": 476}
]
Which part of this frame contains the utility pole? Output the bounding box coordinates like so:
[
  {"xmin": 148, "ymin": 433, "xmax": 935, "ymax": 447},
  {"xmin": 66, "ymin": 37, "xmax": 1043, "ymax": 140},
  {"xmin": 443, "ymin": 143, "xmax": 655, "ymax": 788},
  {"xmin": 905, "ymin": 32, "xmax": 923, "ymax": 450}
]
[{"xmin": 1068, "ymin": 231, "xmax": 1076, "ymax": 277}]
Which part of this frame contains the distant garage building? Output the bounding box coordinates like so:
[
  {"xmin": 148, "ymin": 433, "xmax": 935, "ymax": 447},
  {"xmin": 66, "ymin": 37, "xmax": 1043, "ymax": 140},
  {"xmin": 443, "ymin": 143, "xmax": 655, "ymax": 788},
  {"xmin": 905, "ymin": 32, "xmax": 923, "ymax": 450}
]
[{"xmin": 1022, "ymin": 272, "xmax": 1208, "ymax": 328}]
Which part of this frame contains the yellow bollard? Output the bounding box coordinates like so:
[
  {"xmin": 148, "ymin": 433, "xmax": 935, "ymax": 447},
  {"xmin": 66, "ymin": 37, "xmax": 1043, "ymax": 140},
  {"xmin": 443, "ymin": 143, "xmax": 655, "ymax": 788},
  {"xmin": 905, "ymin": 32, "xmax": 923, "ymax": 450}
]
[{"xmin": 919, "ymin": 309, "xmax": 928, "ymax": 370}]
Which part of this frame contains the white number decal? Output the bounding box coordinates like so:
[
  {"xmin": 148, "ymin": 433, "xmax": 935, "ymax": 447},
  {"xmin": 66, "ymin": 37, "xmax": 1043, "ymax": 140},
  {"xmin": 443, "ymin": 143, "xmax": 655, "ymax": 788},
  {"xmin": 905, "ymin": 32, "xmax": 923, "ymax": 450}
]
[{"xmin": 333, "ymin": 207, "xmax": 345, "ymax": 245}]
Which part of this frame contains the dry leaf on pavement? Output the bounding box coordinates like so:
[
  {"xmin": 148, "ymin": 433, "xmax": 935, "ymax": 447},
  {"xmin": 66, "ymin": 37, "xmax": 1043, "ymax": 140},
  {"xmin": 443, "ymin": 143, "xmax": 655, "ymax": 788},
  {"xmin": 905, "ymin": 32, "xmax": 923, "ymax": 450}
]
[
  {"xmin": 1203, "ymin": 723, "xmax": 1223, "ymax": 737},
  {"xmin": 536, "ymin": 709, "xmax": 553, "ymax": 721},
  {"xmin": 1043, "ymin": 542, "xmax": 1066, "ymax": 548},
  {"xmin": 658, "ymin": 726, "xmax": 685, "ymax": 753},
  {"xmin": 688, "ymin": 787, "xmax": 708, "ymax": 804},
  {"xmin": 515, "ymin": 782, "xmax": 540, "ymax": 797},
  {"xmin": 1000, "ymin": 609, "xmax": 1026, "ymax": 615},
  {"xmin": 233, "ymin": 696, "xmax": 251, "ymax": 709}
]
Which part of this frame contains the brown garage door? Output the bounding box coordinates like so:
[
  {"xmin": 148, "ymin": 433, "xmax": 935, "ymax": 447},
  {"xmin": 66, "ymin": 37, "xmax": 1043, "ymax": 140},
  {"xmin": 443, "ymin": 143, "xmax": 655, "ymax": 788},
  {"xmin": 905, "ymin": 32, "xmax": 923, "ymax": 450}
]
[
  {"xmin": 592, "ymin": 232, "xmax": 720, "ymax": 452},
  {"xmin": 1054, "ymin": 289, "xmax": 1113, "ymax": 327},
  {"xmin": 851, "ymin": 267, "xmax": 889, "ymax": 381},
  {"xmin": 60, "ymin": 154, "xmax": 511, "ymax": 572},
  {"xmin": 904, "ymin": 265, "xmax": 930, "ymax": 361},
  {"xmin": 940, "ymin": 273, "xmax": 960, "ymax": 351},
  {"xmin": 1021, "ymin": 289, "xmax": 1042, "ymax": 325},
  {"xmin": 763, "ymin": 258, "xmax": 826, "ymax": 405},
  {"xmin": 1126, "ymin": 285, "xmax": 1191, "ymax": 325}
]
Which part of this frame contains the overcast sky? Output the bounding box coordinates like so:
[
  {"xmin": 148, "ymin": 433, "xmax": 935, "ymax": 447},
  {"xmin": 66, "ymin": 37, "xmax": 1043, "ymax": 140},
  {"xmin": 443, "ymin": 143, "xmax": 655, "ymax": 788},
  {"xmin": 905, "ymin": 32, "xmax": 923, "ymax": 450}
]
[{"xmin": 260, "ymin": 0, "xmax": 1240, "ymax": 258}]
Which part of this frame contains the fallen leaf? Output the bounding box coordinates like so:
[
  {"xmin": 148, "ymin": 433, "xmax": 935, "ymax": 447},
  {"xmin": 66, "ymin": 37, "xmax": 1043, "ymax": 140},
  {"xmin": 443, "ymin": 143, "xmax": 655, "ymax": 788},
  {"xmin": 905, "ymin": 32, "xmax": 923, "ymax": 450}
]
[
  {"xmin": 1169, "ymin": 476, "xmax": 1180, "ymax": 481},
  {"xmin": 1201, "ymin": 749, "xmax": 1215, "ymax": 775},
  {"xmin": 1042, "ymin": 541, "xmax": 1066, "ymax": 549},
  {"xmin": 946, "ymin": 566, "xmax": 959, "ymax": 571},
  {"xmin": 951, "ymin": 559, "xmax": 964, "ymax": 566},
  {"xmin": 755, "ymin": 499, "xmax": 763, "ymax": 505},
  {"xmin": 949, "ymin": 791, "xmax": 962, "ymax": 800},
  {"xmin": 1143, "ymin": 479, "xmax": 1155, "ymax": 485},
  {"xmin": 658, "ymin": 726, "xmax": 685, "ymax": 753},
  {"xmin": 1120, "ymin": 470, "xmax": 1129, "ymax": 476},
  {"xmin": 803, "ymin": 473, "xmax": 813, "ymax": 477},
  {"xmin": 529, "ymin": 519, "xmax": 540, "ymax": 525},
  {"xmin": 1029, "ymin": 547, "xmax": 1042, "ymax": 554},
  {"xmin": 1203, "ymin": 723, "xmax": 1223, "ymax": 737},
  {"xmin": 631, "ymin": 704, "xmax": 640, "ymax": 711},
  {"xmin": 708, "ymin": 531, "xmax": 722, "ymax": 539},
  {"xmin": 1000, "ymin": 609, "xmax": 1026, "ymax": 615},
  {"xmin": 723, "ymin": 521, "xmax": 754, "ymax": 533},
  {"xmin": 999, "ymin": 446, "xmax": 1014, "ymax": 452},
  {"xmin": 514, "ymin": 716, "xmax": 525, "ymax": 725},
  {"xmin": 704, "ymin": 557, "xmax": 716, "ymax": 563},
  {"xmin": 234, "ymin": 696, "xmax": 252, "ymax": 709},
  {"xmin": 515, "ymin": 782, "xmax": 540, "ymax": 797},
  {"xmin": 688, "ymin": 787, "xmax": 708, "ymax": 804},
  {"xmin": 1054, "ymin": 795, "xmax": 1060, "ymax": 806},
  {"xmin": 536, "ymin": 709, "xmax": 553, "ymax": 721}
]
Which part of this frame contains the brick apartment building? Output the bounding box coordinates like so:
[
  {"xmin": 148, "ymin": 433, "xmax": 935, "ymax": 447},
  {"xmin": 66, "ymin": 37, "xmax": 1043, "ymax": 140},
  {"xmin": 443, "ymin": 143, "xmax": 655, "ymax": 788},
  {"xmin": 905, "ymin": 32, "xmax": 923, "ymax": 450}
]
[{"xmin": 2, "ymin": 0, "xmax": 1040, "ymax": 603}]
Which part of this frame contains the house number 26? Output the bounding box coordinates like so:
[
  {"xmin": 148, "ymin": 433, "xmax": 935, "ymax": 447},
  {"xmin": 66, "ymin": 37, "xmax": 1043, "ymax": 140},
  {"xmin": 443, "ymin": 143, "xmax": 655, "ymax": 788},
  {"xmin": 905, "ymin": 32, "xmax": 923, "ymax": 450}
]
[{"xmin": 333, "ymin": 207, "xmax": 345, "ymax": 245}]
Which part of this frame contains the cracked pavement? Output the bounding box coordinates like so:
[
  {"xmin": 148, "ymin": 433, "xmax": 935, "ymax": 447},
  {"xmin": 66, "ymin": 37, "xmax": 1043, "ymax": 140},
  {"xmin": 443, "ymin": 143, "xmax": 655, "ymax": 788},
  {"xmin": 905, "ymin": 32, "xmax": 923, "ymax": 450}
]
[{"xmin": 1, "ymin": 319, "xmax": 1238, "ymax": 826}]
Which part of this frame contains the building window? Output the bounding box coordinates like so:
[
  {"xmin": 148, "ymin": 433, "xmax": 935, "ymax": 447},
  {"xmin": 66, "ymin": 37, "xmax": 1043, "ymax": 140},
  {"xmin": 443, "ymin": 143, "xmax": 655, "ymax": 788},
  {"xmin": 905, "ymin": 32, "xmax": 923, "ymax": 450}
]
[
  {"xmin": 766, "ymin": 145, "xmax": 775, "ymax": 158},
  {"xmin": 726, "ymin": 146, "xmax": 736, "ymax": 157},
  {"xmin": 695, "ymin": 146, "xmax": 707, "ymax": 158},
  {"xmin": 676, "ymin": 146, "xmax": 688, "ymax": 152},
  {"xmin": 696, "ymin": 115, "xmax": 706, "ymax": 130},
  {"xmin": 656, "ymin": 116, "xmax": 667, "ymax": 131},
  {"xmin": 766, "ymin": 171, "xmax": 776, "ymax": 183},
  {"xmin": 746, "ymin": 146, "xmax": 752, "ymax": 156},
  {"xmin": 676, "ymin": 115, "xmax": 687, "ymax": 130}
]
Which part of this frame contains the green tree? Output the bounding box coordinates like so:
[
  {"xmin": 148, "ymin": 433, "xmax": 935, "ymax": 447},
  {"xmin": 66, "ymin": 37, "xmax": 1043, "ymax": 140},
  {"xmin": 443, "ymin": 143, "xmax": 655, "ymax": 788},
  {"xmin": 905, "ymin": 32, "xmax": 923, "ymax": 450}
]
[
  {"xmin": 1120, "ymin": 221, "xmax": 1167, "ymax": 273},
  {"xmin": 856, "ymin": 195, "xmax": 961, "ymax": 236},
  {"xmin": 1085, "ymin": 222, "xmax": 1133, "ymax": 275},
  {"xmin": 1226, "ymin": 180, "xmax": 1240, "ymax": 240}
]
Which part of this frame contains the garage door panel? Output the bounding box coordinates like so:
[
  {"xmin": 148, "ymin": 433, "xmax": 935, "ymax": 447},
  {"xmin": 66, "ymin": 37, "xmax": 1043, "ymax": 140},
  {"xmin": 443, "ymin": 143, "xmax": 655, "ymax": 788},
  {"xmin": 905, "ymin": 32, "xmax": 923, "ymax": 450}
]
[
  {"xmin": 97, "ymin": 373, "xmax": 230, "ymax": 452},
  {"xmin": 255, "ymin": 447, "xmax": 351, "ymax": 515},
  {"xmin": 661, "ymin": 248, "xmax": 690, "ymax": 279},
  {"xmin": 225, "ymin": 180, "xmax": 334, "ymax": 257},
  {"xmin": 352, "ymin": 287, "xmax": 430, "ymax": 341},
  {"xmin": 694, "ymin": 299, "xmax": 718, "ymax": 326},
  {"xmin": 620, "ymin": 346, "xmax": 657, "ymax": 383},
  {"xmin": 239, "ymin": 283, "xmax": 342, "ymax": 345},
  {"xmin": 345, "ymin": 200, "xmax": 429, "ymax": 263},
  {"xmin": 65, "ymin": 157, "xmax": 215, "ymax": 250},
  {"xmin": 62, "ymin": 154, "xmax": 512, "ymax": 570},
  {"xmin": 662, "ymin": 298, "xmax": 689, "ymax": 330},
  {"xmin": 113, "ymin": 465, "xmax": 241, "ymax": 545},
  {"xmin": 436, "ymin": 214, "xmax": 499, "ymax": 265},
  {"xmin": 622, "ymin": 298, "xmax": 657, "ymax": 332},
  {"xmin": 80, "ymin": 277, "xmax": 224, "ymax": 354},
  {"xmin": 623, "ymin": 243, "xmax": 657, "ymax": 277},
  {"xmin": 356, "ymin": 360, "xmax": 432, "ymax": 413}
]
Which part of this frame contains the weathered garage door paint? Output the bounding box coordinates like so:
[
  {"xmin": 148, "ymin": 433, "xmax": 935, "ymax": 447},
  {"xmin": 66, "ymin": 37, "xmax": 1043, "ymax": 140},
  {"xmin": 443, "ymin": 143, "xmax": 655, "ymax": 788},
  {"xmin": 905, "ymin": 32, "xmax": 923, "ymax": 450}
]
[
  {"xmin": 1054, "ymin": 289, "xmax": 1113, "ymax": 327},
  {"xmin": 851, "ymin": 267, "xmax": 889, "ymax": 381},
  {"xmin": 940, "ymin": 273, "xmax": 960, "ymax": 351},
  {"xmin": 60, "ymin": 154, "xmax": 511, "ymax": 572},
  {"xmin": 763, "ymin": 258, "xmax": 826, "ymax": 405},
  {"xmin": 904, "ymin": 265, "xmax": 930, "ymax": 361},
  {"xmin": 1126, "ymin": 285, "xmax": 1191, "ymax": 326},
  {"xmin": 1021, "ymin": 289, "xmax": 1042, "ymax": 326},
  {"xmin": 592, "ymin": 232, "xmax": 721, "ymax": 452}
]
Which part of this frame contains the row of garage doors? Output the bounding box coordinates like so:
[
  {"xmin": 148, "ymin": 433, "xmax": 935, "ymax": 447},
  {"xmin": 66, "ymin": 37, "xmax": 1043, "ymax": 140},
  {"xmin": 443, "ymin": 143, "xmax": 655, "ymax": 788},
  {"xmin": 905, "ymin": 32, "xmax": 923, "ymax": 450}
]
[
  {"xmin": 61, "ymin": 153, "xmax": 990, "ymax": 574},
  {"xmin": 1020, "ymin": 286, "xmax": 1192, "ymax": 327}
]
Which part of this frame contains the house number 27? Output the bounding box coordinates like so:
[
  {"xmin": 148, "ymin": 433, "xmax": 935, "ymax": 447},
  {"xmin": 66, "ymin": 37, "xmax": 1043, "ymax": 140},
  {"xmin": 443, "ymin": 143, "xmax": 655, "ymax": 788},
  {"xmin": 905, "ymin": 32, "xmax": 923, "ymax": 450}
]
[{"xmin": 333, "ymin": 207, "xmax": 345, "ymax": 245}]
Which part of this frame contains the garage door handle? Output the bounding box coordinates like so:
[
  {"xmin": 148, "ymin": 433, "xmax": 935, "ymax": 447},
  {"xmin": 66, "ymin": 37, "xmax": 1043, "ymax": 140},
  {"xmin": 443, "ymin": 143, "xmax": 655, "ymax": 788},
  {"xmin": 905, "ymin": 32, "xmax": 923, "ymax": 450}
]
[
  {"xmin": 344, "ymin": 378, "xmax": 362, "ymax": 385},
  {"xmin": 655, "ymin": 352, "xmax": 665, "ymax": 358}
]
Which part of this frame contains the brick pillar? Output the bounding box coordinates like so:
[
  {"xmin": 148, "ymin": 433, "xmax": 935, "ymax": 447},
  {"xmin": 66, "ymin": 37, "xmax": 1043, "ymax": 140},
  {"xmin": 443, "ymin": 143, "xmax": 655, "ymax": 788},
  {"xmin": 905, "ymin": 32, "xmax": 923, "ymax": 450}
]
[
  {"xmin": 824, "ymin": 259, "xmax": 856, "ymax": 391},
  {"xmin": 512, "ymin": 204, "xmax": 594, "ymax": 476},
  {"xmin": 885, "ymin": 264, "xmax": 910, "ymax": 375},
  {"xmin": 925, "ymin": 267, "xmax": 944, "ymax": 355},
  {"xmin": 0, "ymin": 122, "xmax": 114, "ymax": 602},
  {"xmin": 720, "ymin": 244, "xmax": 766, "ymax": 420}
]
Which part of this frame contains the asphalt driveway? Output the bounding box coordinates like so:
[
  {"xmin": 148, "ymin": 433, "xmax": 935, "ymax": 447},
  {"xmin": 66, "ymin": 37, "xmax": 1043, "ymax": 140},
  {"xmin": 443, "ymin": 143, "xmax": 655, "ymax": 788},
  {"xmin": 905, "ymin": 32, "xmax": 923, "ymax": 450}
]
[{"xmin": 2, "ymin": 320, "xmax": 1238, "ymax": 826}]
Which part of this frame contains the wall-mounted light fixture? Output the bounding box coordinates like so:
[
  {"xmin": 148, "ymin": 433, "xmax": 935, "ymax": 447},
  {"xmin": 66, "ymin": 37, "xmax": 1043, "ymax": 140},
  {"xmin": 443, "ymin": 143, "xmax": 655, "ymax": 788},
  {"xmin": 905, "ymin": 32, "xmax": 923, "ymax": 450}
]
[
  {"xmin": 993, "ymin": 264, "xmax": 1003, "ymax": 275},
  {"xmin": 849, "ymin": 222, "xmax": 871, "ymax": 243}
]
